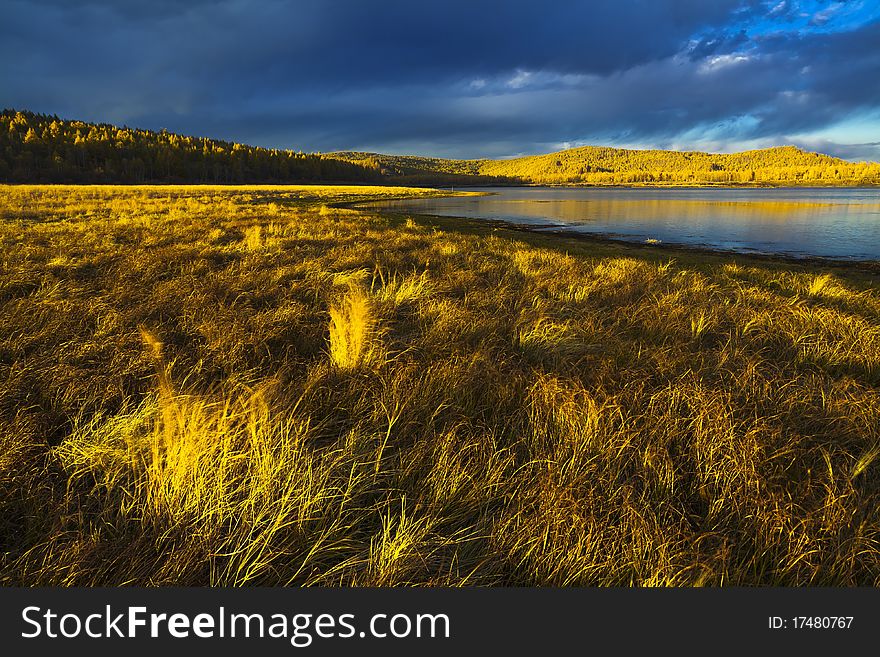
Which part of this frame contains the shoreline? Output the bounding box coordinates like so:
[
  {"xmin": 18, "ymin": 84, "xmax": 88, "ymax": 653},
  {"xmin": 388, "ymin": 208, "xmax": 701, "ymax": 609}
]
[
  {"xmin": 1, "ymin": 180, "xmax": 879, "ymax": 189},
  {"xmin": 487, "ymin": 217, "xmax": 880, "ymax": 273},
  {"xmin": 416, "ymin": 182, "xmax": 880, "ymax": 190},
  {"xmin": 345, "ymin": 196, "xmax": 880, "ymax": 275}
]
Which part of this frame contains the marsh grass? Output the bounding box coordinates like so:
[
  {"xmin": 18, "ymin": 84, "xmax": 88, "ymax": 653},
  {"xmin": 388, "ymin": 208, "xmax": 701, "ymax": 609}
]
[
  {"xmin": 328, "ymin": 286, "xmax": 379, "ymax": 370},
  {"xmin": 1, "ymin": 184, "xmax": 879, "ymax": 586}
]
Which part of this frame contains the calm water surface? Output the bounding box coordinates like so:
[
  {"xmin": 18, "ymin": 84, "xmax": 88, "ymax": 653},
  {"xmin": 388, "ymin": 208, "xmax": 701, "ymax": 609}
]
[{"xmin": 369, "ymin": 187, "xmax": 880, "ymax": 261}]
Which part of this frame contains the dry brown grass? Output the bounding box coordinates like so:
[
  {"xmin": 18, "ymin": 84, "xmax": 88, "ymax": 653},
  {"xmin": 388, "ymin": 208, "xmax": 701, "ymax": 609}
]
[{"xmin": 0, "ymin": 184, "xmax": 878, "ymax": 586}]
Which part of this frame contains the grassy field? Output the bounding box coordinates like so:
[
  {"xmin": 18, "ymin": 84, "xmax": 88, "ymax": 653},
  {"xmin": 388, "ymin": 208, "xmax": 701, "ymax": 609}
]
[{"xmin": 1, "ymin": 184, "xmax": 879, "ymax": 586}]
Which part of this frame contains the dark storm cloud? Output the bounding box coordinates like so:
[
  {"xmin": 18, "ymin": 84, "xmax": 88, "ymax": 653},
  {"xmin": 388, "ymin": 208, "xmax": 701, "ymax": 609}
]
[
  {"xmin": 1, "ymin": 0, "xmax": 878, "ymax": 159},
  {"xmin": 3, "ymin": 0, "xmax": 751, "ymax": 86},
  {"xmin": 792, "ymin": 139, "xmax": 880, "ymax": 161},
  {"xmin": 740, "ymin": 20, "xmax": 880, "ymax": 136}
]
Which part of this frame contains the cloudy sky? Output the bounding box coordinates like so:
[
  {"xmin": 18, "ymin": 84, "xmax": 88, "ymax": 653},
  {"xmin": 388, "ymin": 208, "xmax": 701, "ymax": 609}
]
[{"xmin": 3, "ymin": 0, "xmax": 880, "ymax": 159}]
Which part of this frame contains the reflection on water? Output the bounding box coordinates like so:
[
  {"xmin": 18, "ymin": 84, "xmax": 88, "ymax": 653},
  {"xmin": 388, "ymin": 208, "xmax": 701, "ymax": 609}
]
[{"xmin": 369, "ymin": 187, "xmax": 880, "ymax": 260}]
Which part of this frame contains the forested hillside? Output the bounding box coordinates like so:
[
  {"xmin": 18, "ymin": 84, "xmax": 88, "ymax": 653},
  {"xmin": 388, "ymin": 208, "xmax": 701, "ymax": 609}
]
[
  {"xmin": 0, "ymin": 110, "xmax": 381, "ymax": 183},
  {"xmin": 338, "ymin": 145, "xmax": 880, "ymax": 186},
  {"xmin": 3, "ymin": 109, "xmax": 879, "ymax": 186}
]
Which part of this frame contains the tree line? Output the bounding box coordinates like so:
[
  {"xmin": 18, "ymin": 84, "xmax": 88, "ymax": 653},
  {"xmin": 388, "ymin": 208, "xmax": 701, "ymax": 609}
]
[
  {"xmin": 4, "ymin": 109, "xmax": 878, "ymax": 186},
  {"xmin": 476, "ymin": 145, "xmax": 880, "ymax": 185},
  {"xmin": 342, "ymin": 145, "xmax": 880, "ymax": 186},
  {"xmin": 1, "ymin": 110, "xmax": 382, "ymax": 184}
]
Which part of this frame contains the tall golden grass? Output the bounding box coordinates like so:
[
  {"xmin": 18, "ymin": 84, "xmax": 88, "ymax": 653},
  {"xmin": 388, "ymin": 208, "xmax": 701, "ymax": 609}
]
[
  {"xmin": 0, "ymin": 184, "xmax": 878, "ymax": 586},
  {"xmin": 328, "ymin": 286, "xmax": 378, "ymax": 370}
]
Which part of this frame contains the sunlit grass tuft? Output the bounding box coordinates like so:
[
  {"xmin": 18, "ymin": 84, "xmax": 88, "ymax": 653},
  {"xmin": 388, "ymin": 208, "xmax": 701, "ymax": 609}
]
[{"xmin": 328, "ymin": 286, "xmax": 379, "ymax": 370}]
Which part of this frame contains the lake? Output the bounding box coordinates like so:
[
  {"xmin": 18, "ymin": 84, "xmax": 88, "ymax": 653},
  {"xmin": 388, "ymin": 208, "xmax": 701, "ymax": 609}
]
[{"xmin": 368, "ymin": 187, "xmax": 880, "ymax": 261}]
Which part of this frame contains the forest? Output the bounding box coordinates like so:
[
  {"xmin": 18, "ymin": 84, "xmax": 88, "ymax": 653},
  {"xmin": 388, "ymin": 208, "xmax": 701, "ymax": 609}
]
[
  {"xmin": 0, "ymin": 110, "xmax": 382, "ymax": 184},
  {"xmin": 338, "ymin": 145, "xmax": 880, "ymax": 186},
  {"xmin": 3, "ymin": 109, "xmax": 880, "ymax": 186}
]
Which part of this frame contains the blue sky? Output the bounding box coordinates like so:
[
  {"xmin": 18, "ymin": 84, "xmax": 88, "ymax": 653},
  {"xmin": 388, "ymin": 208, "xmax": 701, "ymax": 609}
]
[{"xmin": 3, "ymin": 0, "xmax": 880, "ymax": 160}]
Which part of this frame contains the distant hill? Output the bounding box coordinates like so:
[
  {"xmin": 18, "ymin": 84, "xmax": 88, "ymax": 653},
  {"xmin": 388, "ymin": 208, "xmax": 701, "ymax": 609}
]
[
  {"xmin": 334, "ymin": 145, "xmax": 880, "ymax": 186},
  {"xmin": 2, "ymin": 109, "xmax": 878, "ymax": 185}
]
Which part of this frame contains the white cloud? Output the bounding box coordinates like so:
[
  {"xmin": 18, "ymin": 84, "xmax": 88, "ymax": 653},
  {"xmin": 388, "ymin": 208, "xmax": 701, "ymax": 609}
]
[
  {"xmin": 768, "ymin": 1, "xmax": 788, "ymax": 18},
  {"xmin": 506, "ymin": 70, "xmax": 534, "ymax": 89},
  {"xmin": 699, "ymin": 54, "xmax": 752, "ymax": 73}
]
